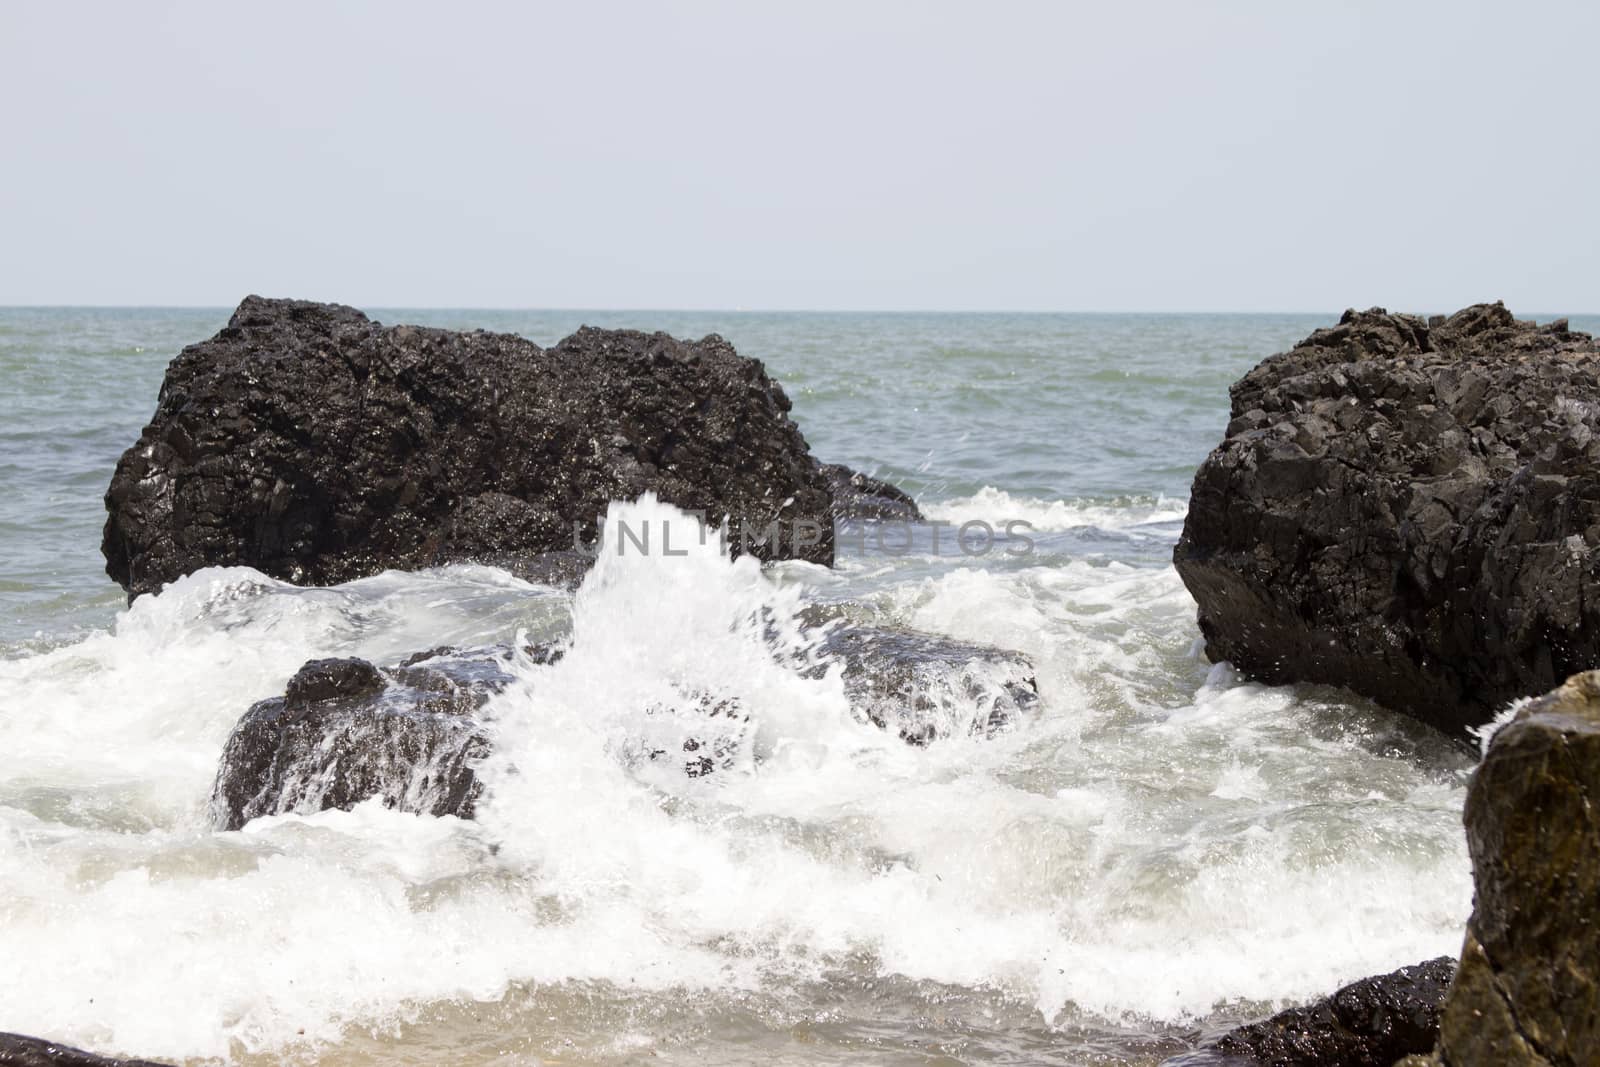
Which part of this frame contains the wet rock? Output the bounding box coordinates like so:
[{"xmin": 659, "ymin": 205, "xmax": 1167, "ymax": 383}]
[
  {"xmin": 0, "ymin": 1032, "xmax": 173, "ymax": 1067},
  {"xmin": 819, "ymin": 462, "xmax": 923, "ymax": 521},
  {"xmin": 620, "ymin": 613, "xmax": 1039, "ymax": 774},
  {"xmin": 1410, "ymin": 671, "xmax": 1600, "ymax": 1067},
  {"xmin": 211, "ymin": 616, "xmax": 1039, "ymax": 826},
  {"xmin": 1175, "ymin": 303, "xmax": 1600, "ymax": 738},
  {"xmin": 282, "ymin": 655, "xmax": 387, "ymax": 704},
  {"xmin": 804, "ymin": 614, "xmax": 1038, "ymax": 743},
  {"xmin": 105, "ymin": 297, "xmax": 835, "ymax": 598},
  {"xmin": 1161, "ymin": 958, "xmax": 1456, "ymax": 1066},
  {"xmin": 208, "ymin": 650, "xmax": 509, "ymax": 830},
  {"xmin": 490, "ymin": 549, "xmax": 599, "ymax": 591}
]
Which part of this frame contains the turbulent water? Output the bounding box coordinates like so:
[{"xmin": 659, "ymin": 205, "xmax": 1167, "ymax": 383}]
[{"xmin": 7, "ymin": 308, "xmax": 1585, "ymax": 1065}]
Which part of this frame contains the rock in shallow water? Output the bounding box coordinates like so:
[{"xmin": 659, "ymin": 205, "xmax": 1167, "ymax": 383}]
[
  {"xmin": 1161, "ymin": 957, "xmax": 1456, "ymax": 1067},
  {"xmin": 210, "ymin": 620, "xmax": 1039, "ymax": 827},
  {"xmin": 807, "ymin": 619, "xmax": 1037, "ymax": 744},
  {"xmin": 1175, "ymin": 303, "xmax": 1600, "ymax": 738},
  {"xmin": 209, "ymin": 650, "xmax": 503, "ymax": 830},
  {"xmin": 104, "ymin": 297, "xmax": 838, "ymax": 597},
  {"xmin": 818, "ymin": 462, "xmax": 923, "ymax": 522},
  {"xmin": 1408, "ymin": 671, "xmax": 1600, "ymax": 1067}
]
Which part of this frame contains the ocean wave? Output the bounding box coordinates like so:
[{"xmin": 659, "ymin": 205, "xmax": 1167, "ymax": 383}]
[
  {"xmin": 0, "ymin": 498, "xmax": 1472, "ymax": 1061},
  {"xmin": 923, "ymin": 486, "xmax": 1188, "ymax": 533}
]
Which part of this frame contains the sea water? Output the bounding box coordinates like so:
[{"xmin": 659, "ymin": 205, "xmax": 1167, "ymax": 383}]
[{"xmin": 7, "ymin": 308, "xmax": 1587, "ymax": 1065}]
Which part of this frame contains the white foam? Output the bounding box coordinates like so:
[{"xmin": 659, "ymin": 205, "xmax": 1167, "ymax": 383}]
[
  {"xmin": 0, "ymin": 497, "xmax": 1475, "ymax": 1059},
  {"xmin": 0, "ymin": 565, "xmax": 560, "ymax": 823},
  {"xmin": 0, "ymin": 800, "xmax": 736, "ymax": 1061},
  {"xmin": 1469, "ymin": 697, "xmax": 1531, "ymax": 757},
  {"xmin": 923, "ymin": 486, "xmax": 1188, "ymax": 533}
]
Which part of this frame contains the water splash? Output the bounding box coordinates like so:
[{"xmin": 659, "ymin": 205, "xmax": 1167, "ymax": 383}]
[{"xmin": 0, "ymin": 497, "xmax": 1474, "ymax": 1063}]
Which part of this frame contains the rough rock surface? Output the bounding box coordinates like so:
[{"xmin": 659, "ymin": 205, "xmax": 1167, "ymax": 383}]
[
  {"xmin": 483, "ymin": 549, "xmax": 599, "ymax": 590},
  {"xmin": 808, "ymin": 619, "xmax": 1038, "ymax": 743},
  {"xmin": 0, "ymin": 1032, "xmax": 172, "ymax": 1067},
  {"xmin": 105, "ymin": 297, "xmax": 836, "ymax": 597},
  {"xmin": 208, "ymin": 649, "xmax": 507, "ymax": 830},
  {"xmin": 1405, "ymin": 671, "xmax": 1600, "ymax": 1067},
  {"xmin": 1159, "ymin": 958, "xmax": 1456, "ymax": 1066},
  {"xmin": 819, "ymin": 462, "xmax": 923, "ymax": 521},
  {"xmin": 212, "ymin": 618, "xmax": 1039, "ymax": 826},
  {"xmin": 1175, "ymin": 303, "xmax": 1600, "ymax": 737}
]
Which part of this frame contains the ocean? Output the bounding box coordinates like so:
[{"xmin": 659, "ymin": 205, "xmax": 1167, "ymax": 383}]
[{"xmin": 5, "ymin": 307, "xmax": 1587, "ymax": 1065}]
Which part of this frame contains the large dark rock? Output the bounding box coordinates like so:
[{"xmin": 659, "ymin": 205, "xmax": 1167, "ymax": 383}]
[
  {"xmin": 211, "ymin": 618, "xmax": 1039, "ymax": 826},
  {"xmin": 1161, "ymin": 958, "xmax": 1456, "ymax": 1067},
  {"xmin": 1175, "ymin": 303, "xmax": 1600, "ymax": 738},
  {"xmin": 0, "ymin": 1033, "xmax": 172, "ymax": 1067},
  {"xmin": 105, "ymin": 297, "xmax": 836, "ymax": 597},
  {"xmin": 1403, "ymin": 671, "xmax": 1600, "ymax": 1067}
]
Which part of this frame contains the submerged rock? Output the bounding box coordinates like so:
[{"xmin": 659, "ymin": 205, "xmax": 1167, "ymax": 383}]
[
  {"xmin": 208, "ymin": 650, "xmax": 506, "ymax": 830},
  {"xmin": 807, "ymin": 617, "xmax": 1038, "ymax": 743},
  {"xmin": 1408, "ymin": 671, "xmax": 1600, "ymax": 1067},
  {"xmin": 484, "ymin": 549, "xmax": 600, "ymax": 591},
  {"xmin": 211, "ymin": 618, "xmax": 1038, "ymax": 826},
  {"xmin": 105, "ymin": 297, "xmax": 836, "ymax": 597},
  {"xmin": 1175, "ymin": 303, "xmax": 1600, "ymax": 737},
  {"xmin": 1161, "ymin": 958, "xmax": 1456, "ymax": 1067},
  {"xmin": 0, "ymin": 1032, "xmax": 173, "ymax": 1067},
  {"xmin": 819, "ymin": 462, "xmax": 923, "ymax": 522}
]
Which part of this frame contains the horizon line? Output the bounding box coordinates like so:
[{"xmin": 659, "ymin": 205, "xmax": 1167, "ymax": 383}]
[{"xmin": 3, "ymin": 303, "xmax": 1595, "ymax": 318}]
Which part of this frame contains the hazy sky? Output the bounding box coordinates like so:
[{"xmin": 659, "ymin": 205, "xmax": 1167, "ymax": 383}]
[{"xmin": 4, "ymin": 1, "xmax": 1596, "ymax": 311}]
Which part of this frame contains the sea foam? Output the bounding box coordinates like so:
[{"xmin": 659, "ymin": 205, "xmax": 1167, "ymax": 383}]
[{"xmin": 0, "ymin": 497, "xmax": 1473, "ymax": 1062}]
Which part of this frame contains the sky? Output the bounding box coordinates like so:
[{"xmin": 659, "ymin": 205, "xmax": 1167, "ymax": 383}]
[{"xmin": 3, "ymin": 1, "xmax": 1596, "ymax": 312}]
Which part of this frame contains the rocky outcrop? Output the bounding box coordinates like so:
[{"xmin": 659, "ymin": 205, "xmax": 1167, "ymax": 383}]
[
  {"xmin": 105, "ymin": 297, "xmax": 837, "ymax": 597},
  {"xmin": 211, "ymin": 618, "xmax": 1038, "ymax": 827},
  {"xmin": 1406, "ymin": 671, "xmax": 1600, "ymax": 1067},
  {"xmin": 819, "ymin": 463, "xmax": 923, "ymax": 521},
  {"xmin": 0, "ymin": 1032, "xmax": 172, "ymax": 1067},
  {"xmin": 1161, "ymin": 958, "xmax": 1456, "ymax": 1066},
  {"xmin": 1175, "ymin": 303, "xmax": 1600, "ymax": 738}
]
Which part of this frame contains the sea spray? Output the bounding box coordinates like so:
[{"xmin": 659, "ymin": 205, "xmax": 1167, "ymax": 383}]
[
  {"xmin": 0, "ymin": 495, "xmax": 1477, "ymax": 1063},
  {"xmin": 924, "ymin": 486, "xmax": 1188, "ymax": 535}
]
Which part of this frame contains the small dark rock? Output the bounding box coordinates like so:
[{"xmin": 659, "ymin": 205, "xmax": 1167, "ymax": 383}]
[
  {"xmin": 282, "ymin": 657, "xmax": 386, "ymax": 705},
  {"xmin": 819, "ymin": 462, "xmax": 923, "ymax": 522},
  {"xmin": 1161, "ymin": 958, "xmax": 1456, "ymax": 1067},
  {"xmin": 208, "ymin": 647, "xmax": 515, "ymax": 830},
  {"xmin": 0, "ymin": 1032, "xmax": 173, "ymax": 1067},
  {"xmin": 805, "ymin": 615, "xmax": 1038, "ymax": 743}
]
